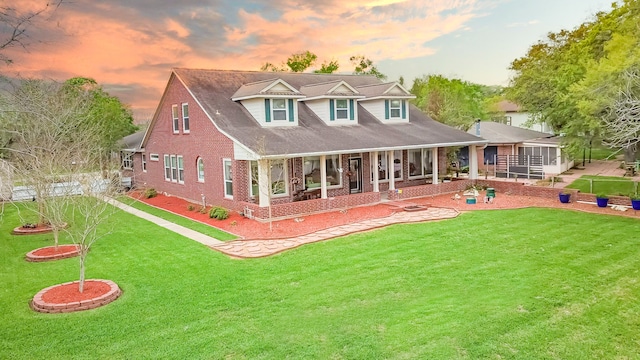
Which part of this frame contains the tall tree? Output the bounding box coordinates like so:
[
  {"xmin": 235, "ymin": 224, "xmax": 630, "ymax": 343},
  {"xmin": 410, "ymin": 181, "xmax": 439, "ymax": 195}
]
[
  {"xmin": 0, "ymin": 1, "xmax": 64, "ymax": 64},
  {"xmin": 508, "ymin": 0, "xmax": 640, "ymax": 157},
  {"xmin": 314, "ymin": 59, "xmax": 339, "ymax": 74},
  {"xmin": 350, "ymin": 55, "xmax": 386, "ymax": 80},
  {"xmin": 411, "ymin": 74, "xmax": 489, "ymax": 130},
  {"xmin": 261, "ymin": 50, "xmax": 318, "ymax": 73}
]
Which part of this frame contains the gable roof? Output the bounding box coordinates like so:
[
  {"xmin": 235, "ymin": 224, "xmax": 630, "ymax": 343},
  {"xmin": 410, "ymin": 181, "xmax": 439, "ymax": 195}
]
[
  {"xmin": 145, "ymin": 69, "xmax": 487, "ymax": 158},
  {"xmin": 299, "ymin": 80, "xmax": 363, "ymax": 100},
  {"xmin": 119, "ymin": 130, "xmax": 145, "ymax": 151},
  {"xmin": 355, "ymin": 82, "xmax": 415, "ymax": 99},
  {"xmin": 231, "ymin": 78, "xmax": 303, "ymax": 101},
  {"xmin": 469, "ymin": 121, "xmax": 556, "ymax": 144},
  {"xmin": 496, "ymin": 100, "xmax": 522, "ymax": 113}
]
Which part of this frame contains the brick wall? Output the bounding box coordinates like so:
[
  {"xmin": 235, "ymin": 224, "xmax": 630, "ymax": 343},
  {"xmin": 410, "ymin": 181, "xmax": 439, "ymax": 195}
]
[
  {"xmin": 387, "ymin": 179, "xmax": 474, "ymax": 200},
  {"xmin": 139, "ymin": 74, "xmax": 236, "ymax": 208},
  {"xmin": 240, "ymin": 191, "xmax": 381, "ymax": 220}
]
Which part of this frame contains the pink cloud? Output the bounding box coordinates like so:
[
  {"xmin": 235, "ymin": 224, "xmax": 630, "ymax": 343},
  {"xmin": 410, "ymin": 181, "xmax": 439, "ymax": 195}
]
[{"xmin": 3, "ymin": 0, "xmax": 485, "ymax": 115}]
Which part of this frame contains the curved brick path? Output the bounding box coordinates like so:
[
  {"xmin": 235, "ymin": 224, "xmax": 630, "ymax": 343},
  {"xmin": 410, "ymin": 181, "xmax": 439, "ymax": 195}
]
[{"xmin": 210, "ymin": 207, "xmax": 459, "ymax": 258}]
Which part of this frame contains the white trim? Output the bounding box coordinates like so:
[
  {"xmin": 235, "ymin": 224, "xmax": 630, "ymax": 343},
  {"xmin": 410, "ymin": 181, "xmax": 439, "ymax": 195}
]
[
  {"xmin": 163, "ymin": 155, "xmax": 171, "ymax": 181},
  {"xmin": 196, "ymin": 157, "xmax": 205, "ymax": 182},
  {"xmin": 171, "ymin": 104, "xmax": 179, "ymax": 134},
  {"xmin": 177, "ymin": 155, "xmax": 184, "ymax": 184},
  {"xmin": 182, "ymin": 103, "xmax": 190, "ymax": 134},
  {"xmin": 150, "ymin": 153, "xmax": 159, "ymax": 161},
  {"xmin": 357, "ymin": 95, "xmax": 415, "ymax": 102},
  {"xmin": 142, "ymin": 153, "xmax": 147, "ymax": 172},
  {"xmin": 298, "ymin": 94, "xmax": 365, "ymax": 102},
  {"xmin": 232, "ymin": 94, "xmax": 306, "ymax": 101},
  {"xmin": 271, "ymin": 98, "xmax": 288, "ymax": 121},
  {"xmin": 223, "ymin": 158, "xmax": 233, "ymax": 199},
  {"xmin": 170, "ymin": 155, "xmax": 178, "ymax": 183}
]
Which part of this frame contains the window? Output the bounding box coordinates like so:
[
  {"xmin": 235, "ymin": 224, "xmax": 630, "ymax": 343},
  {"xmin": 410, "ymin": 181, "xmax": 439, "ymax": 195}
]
[
  {"xmin": 408, "ymin": 148, "xmax": 433, "ymax": 178},
  {"xmin": 518, "ymin": 146, "xmax": 558, "ymax": 166},
  {"xmin": 172, "ymin": 105, "xmax": 179, "ymax": 133},
  {"xmin": 177, "ymin": 156, "xmax": 184, "ymax": 184},
  {"xmin": 170, "ymin": 155, "xmax": 177, "ymax": 182},
  {"xmin": 484, "ymin": 146, "xmax": 497, "ymax": 165},
  {"xmin": 197, "ymin": 157, "xmax": 204, "ymax": 182},
  {"xmin": 371, "ymin": 151, "xmax": 402, "ymax": 181},
  {"xmin": 272, "ymin": 99, "xmax": 287, "ymax": 121},
  {"xmin": 303, "ymin": 155, "xmax": 342, "ymax": 189},
  {"xmin": 336, "ymin": 99, "xmax": 348, "ymax": 119},
  {"xmin": 223, "ymin": 159, "xmax": 233, "ymax": 198},
  {"xmin": 182, "ymin": 103, "xmax": 190, "ymax": 133},
  {"xmin": 121, "ymin": 151, "xmax": 133, "ymax": 170},
  {"xmin": 142, "ymin": 154, "xmax": 147, "ymax": 172},
  {"xmin": 164, "ymin": 155, "xmax": 171, "ymax": 180},
  {"xmin": 150, "ymin": 153, "xmax": 159, "ymax": 161},
  {"xmin": 390, "ymin": 100, "xmax": 401, "ymax": 118},
  {"xmin": 249, "ymin": 160, "xmax": 288, "ymax": 197}
]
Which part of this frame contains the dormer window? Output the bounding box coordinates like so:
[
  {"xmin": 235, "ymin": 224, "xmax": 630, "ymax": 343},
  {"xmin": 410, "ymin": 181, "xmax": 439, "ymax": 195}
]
[
  {"xmin": 389, "ymin": 100, "xmax": 402, "ymax": 118},
  {"xmin": 336, "ymin": 99, "xmax": 349, "ymax": 119},
  {"xmin": 272, "ymin": 99, "xmax": 288, "ymax": 121}
]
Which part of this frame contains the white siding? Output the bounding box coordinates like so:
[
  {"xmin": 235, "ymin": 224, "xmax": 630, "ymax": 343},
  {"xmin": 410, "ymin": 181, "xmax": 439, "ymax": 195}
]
[
  {"xmin": 509, "ymin": 112, "xmax": 553, "ymax": 134},
  {"xmin": 359, "ymin": 99, "xmax": 409, "ymax": 123},
  {"xmin": 240, "ymin": 98, "xmax": 299, "ymax": 127},
  {"xmin": 305, "ymin": 99, "xmax": 358, "ymax": 126}
]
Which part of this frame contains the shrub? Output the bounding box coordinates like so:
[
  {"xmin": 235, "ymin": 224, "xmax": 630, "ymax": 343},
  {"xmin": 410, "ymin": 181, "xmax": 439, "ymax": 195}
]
[
  {"xmin": 187, "ymin": 204, "xmax": 195, "ymax": 211},
  {"xmin": 596, "ymin": 193, "xmax": 608, "ymax": 199},
  {"xmin": 199, "ymin": 207, "xmax": 207, "ymax": 214},
  {"xmin": 209, "ymin": 206, "xmax": 229, "ymax": 220},
  {"xmin": 630, "ymin": 193, "xmax": 640, "ymax": 200},
  {"xmin": 144, "ymin": 188, "xmax": 157, "ymax": 199}
]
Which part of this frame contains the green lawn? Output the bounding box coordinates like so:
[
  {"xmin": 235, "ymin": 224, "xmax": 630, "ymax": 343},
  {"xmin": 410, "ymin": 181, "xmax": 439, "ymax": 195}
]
[
  {"xmin": 1, "ymin": 205, "xmax": 640, "ymax": 359},
  {"xmin": 117, "ymin": 196, "xmax": 237, "ymax": 241},
  {"xmin": 565, "ymin": 175, "xmax": 638, "ymax": 196}
]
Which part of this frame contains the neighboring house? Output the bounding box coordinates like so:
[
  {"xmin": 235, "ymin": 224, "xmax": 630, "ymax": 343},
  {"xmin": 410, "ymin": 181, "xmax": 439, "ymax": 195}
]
[
  {"xmin": 119, "ymin": 130, "xmax": 145, "ymax": 189},
  {"xmin": 466, "ymin": 121, "xmax": 573, "ymax": 178},
  {"xmin": 133, "ymin": 69, "xmax": 487, "ymax": 219},
  {"xmin": 496, "ymin": 100, "xmax": 553, "ymax": 134}
]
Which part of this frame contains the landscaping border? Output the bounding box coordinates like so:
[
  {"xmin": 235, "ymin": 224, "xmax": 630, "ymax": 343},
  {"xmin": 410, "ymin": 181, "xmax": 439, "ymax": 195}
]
[{"xmin": 30, "ymin": 279, "xmax": 122, "ymax": 313}]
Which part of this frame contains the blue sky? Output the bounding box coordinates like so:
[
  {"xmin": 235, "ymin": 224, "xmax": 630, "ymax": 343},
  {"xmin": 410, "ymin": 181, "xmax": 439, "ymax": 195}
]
[{"xmin": 6, "ymin": 0, "xmax": 613, "ymax": 119}]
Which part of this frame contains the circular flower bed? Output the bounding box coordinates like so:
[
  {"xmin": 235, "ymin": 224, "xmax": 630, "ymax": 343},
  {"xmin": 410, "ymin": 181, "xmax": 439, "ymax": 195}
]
[
  {"xmin": 12, "ymin": 224, "xmax": 54, "ymax": 235},
  {"xmin": 26, "ymin": 245, "xmax": 80, "ymax": 262},
  {"xmin": 30, "ymin": 279, "xmax": 122, "ymax": 313}
]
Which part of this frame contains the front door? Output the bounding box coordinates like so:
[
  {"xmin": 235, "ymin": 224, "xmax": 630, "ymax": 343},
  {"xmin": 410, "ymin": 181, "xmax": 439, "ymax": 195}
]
[{"xmin": 349, "ymin": 158, "xmax": 362, "ymax": 193}]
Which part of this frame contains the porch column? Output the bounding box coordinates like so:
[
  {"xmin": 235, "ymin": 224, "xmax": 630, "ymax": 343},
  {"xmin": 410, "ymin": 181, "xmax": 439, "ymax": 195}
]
[
  {"xmin": 257, "ymin": 159, "xmax": 270, "ymax": 207},
  {"xmin": 469, "ymin": 145, "xmax": 479, "ymax": 180},
  {"xmin": 387, "ymin": 150, "xmax": 395, "ymax": 191},
  {"xmin": 432, "ymin": 147, "xmax": 439, "ymax": 185},
  {"xmin": 320, "ymin": 155, "xmax": 328, "ymax": 199},
  {"xmin": 372, "ymin": 151, "xmax": 379, "ymax": 192}
]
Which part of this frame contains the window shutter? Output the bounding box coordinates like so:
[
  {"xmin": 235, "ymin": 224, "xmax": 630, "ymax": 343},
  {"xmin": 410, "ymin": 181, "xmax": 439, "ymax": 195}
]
[
  {"xmin": 264, "ymin": 99, "xmax": 271, "ymax": 122},
  {"xmin": 401, "ymin": 100, "xmax": 406, "ymax": 119},
  {"xmin": 288, "ymin": 99, "xmax": 294, "ymax": 122},
  {"xmin": 349, "ymin": 99, "xmax": 355, "ymax": 120},
  {"xmin": 384, "ymin": 99, "xmax": 390, "ymax": 119},
  {"xmin": 329, "ymin": 99, "xmax": 335, "ymax": 121}
]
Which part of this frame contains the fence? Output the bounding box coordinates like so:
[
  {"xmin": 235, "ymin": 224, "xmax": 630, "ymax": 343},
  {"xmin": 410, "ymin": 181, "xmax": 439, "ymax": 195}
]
[{"xmin": 493, "ymin": 155, "xmax": 544, "ymax": 179}]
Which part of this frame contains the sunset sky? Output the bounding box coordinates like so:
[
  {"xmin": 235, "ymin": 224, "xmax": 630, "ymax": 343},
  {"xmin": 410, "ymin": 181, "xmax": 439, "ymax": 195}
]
[{"xmin": 4, "ymin": 0, "xmax": 611, "ymax": 121}]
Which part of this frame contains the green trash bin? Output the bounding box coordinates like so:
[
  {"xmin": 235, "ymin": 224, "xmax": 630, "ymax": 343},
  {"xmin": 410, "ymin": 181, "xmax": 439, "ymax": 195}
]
[{"xmin": 486, "ymin": 188, "xmax": 496, "ymax": 198}]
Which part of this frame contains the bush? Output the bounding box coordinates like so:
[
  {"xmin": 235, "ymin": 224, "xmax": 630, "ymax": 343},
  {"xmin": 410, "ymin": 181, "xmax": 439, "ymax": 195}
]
[
  {"xmin": 187, "ymin": 204, "xmax": 195, "ymax": 211},
  {"xmin": 144, "ymin": 188, "xmax": 157, "ymax": 199},
  {"xmin": 209, "ymin": 206, "xmax": 229, "ymax": 220}
]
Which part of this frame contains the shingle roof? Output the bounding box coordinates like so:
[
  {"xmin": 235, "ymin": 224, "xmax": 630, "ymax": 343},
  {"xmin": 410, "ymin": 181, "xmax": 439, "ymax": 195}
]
[
  {"xmin": 299, "ymin": 80, "xmax": 361, "ymax": 98},
  {"xmin": 120, "ymin": 130, "xmax": 144, "ymax": 151},
  {"xmin": 164, "ymin": 69, "xmax": 486, "ymax": 158},
  {"xmin": 355, "ymin": 82, "xmax": 413, "ymax": 98},
  {"xmin": 496, "ymin": 100, "xmax": 522, "ymax": 113},
  {"xmin": 469, "ymin": 121, "xmax": 556, "ymax": 144}
]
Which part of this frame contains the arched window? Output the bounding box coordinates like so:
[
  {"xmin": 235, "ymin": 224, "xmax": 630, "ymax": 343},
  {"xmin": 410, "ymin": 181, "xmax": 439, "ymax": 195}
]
[{"xmin": 196, "ymin": 157, "xmax": 204, "ymax": 182}]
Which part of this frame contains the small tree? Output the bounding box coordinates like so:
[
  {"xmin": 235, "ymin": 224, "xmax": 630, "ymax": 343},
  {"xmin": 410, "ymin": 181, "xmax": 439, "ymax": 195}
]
[{"xmin": 1, "ymin": 77, "xmax": 123, "ymax": 292}]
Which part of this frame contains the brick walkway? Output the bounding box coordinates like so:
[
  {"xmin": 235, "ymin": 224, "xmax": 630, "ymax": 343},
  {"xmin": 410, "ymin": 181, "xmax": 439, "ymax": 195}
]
[{"xmin": 210, "ymin": 207, "xmax": 459, "ymax": 258}]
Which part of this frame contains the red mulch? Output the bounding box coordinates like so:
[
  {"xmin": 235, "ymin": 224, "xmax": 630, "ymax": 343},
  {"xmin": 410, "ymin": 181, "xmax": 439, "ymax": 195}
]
[
  {"xmin": 42, "ymin": 281, "xmax": 111, "ymax": 304},
  {"xmin": 32, "ymin": 245, "xmax": 78, "ymax": 257},
  {"xmin": 129, "ymin": 192, "xmax": 395, "ymax": 239},
  {"xmin": 128, "ymin": 190, "xmax": 640, "ymax": 240}
]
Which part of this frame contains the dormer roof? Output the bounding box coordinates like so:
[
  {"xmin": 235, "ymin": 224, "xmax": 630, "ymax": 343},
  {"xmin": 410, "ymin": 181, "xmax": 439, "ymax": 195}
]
[
  {"xmin": 231, "ymin": 78, "xmax": 305, "ymax": 101},
  {"xmin": 299, "ymin": 80, "xmax": 365, "ymax": 101},
  {"xmin": 356, "ymin": 82, "xmax": 416, "ymax": 101}
]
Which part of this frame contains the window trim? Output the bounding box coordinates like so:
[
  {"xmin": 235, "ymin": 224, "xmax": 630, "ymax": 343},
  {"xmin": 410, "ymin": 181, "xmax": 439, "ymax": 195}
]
[
  {"xmin": 172, "ymin": 105, "xmax": 179, "ymax": 133},
  {"xmin": 177, "ymin": 155, "xmax": 184, "ymax": 184},
  {"xmin": 389, "ymin": 99, "xmax": 402, "ymax": 119},
  {"xmin": 182, "ymin": 103, "xmax": 190, "ymax": 133},
  {"xmin": 121, "ymin": 151, "xmax": 133, "ymax": 170},
  {"xmin": 335, "ymin": 99, "xmax": 349, "ymax": 120},
  {"xmin": 164, "ymin": 155, "xmax": 171, "ymax": 181},
  {"xmin": 271, "ymin": 98, "xmax": 288, "ymax": 121},
  {"xmin": 303, "ymin": 155, "xmax": 343, "ymax": 189},
  {"xmin": 170, "ymin": 155, "xmax": 178, "ymax": 183},
  {"xmin": 150, "ymin": 153, "xmax": 160, "ymax": 161},
  {"xmin": 196, "ymin": 157, "xmax": 205, "ymax": 182},
  {"xmin": 407, "ymin": 148, "xmax": 434, "ymax": 180},
  {"xmin": 223, "ymin": 158, "xmax": 233, "ymax": 199},
  {"xmin": 370, "ymin": 151, "xmax": 403, "ymax": 183},
  {"xmin": 142, "ymin": 154, "xmax": 147, "ymax": 172}
]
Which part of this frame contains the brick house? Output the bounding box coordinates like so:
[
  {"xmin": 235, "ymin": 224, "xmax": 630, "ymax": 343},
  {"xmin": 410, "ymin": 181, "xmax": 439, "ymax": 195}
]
[{"xmin": 130, "ymin": 69, "xmax": 487, "ymax": 219}]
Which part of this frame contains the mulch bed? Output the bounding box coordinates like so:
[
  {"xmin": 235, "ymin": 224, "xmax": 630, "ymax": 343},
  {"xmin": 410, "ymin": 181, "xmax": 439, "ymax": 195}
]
[
  {"xmin": 31, "ymin": 279, "xmax": 122, "ymax": 313},
  {"xmin": 26, "ymin": 245, "xmax": 80, "ymax": 262},
  {"xmin": 12, "ymin": 224, "xmax": 54, "ymax": 235}
]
